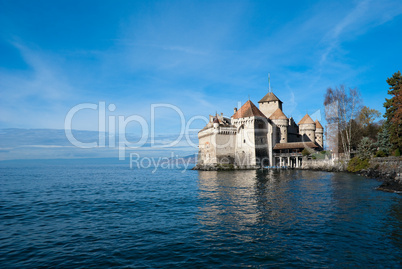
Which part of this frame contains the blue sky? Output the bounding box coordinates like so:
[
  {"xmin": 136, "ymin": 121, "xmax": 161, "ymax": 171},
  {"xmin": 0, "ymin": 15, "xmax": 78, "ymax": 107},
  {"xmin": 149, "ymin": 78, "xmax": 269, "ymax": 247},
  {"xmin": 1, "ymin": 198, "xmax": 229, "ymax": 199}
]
[{"xmin": 0, "ymin": 0, "xmax": 402, "ymax": 156}]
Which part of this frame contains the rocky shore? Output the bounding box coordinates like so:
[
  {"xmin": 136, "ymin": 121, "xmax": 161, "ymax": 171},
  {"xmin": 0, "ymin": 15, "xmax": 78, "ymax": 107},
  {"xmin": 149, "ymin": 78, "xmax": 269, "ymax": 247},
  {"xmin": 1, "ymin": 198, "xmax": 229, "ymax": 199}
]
[
  {"xmin": 194, "ymin": 156, "xmax": 402, "ymax": 193},
  {"xmin": 358, "ymin": 157, "xmax": 402, "ymax": 193},
  {"xmin": 303, "ymin": 157, "xmax": 402, "ymax": 193}
]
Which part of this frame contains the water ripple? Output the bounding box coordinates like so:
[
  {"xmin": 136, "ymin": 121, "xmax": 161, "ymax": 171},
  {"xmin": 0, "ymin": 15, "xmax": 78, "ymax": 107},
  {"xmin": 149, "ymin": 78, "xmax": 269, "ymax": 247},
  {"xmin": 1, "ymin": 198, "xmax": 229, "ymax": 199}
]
[{"xmin": 0, "ymin": 164, "xmax": 401, "ymax": 268}]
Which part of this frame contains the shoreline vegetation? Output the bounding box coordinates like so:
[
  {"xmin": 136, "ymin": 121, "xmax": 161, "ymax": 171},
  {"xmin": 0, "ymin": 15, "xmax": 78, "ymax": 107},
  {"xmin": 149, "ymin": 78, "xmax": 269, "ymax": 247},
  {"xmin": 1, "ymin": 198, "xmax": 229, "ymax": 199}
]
[{"xmin": 192, "ymin": 156, "xmax": 402, "ymax": 193}]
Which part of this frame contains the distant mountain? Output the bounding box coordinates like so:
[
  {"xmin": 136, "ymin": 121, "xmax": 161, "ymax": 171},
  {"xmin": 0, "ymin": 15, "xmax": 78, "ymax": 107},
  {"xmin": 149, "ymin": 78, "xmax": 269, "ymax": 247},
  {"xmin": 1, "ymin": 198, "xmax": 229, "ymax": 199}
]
[
  {"xmin": 0, "ymin": 128, "xmax": 197, "ymax": 161},
  {"xmin": 168, "ymin": 154, "xmax": 198, "ymax": 164}
]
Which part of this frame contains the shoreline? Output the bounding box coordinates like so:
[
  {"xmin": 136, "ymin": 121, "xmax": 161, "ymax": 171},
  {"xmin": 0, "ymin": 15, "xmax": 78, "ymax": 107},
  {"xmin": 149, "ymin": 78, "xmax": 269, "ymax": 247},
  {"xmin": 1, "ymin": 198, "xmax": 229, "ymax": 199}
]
[{"xmin": 193, "ymin": 157, "xmax": 402, "ymax": 193}]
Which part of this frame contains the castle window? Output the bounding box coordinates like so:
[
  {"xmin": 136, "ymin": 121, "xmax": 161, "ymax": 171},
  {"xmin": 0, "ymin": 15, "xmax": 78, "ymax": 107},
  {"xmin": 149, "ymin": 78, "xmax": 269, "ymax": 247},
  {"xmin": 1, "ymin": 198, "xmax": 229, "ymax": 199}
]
[{"xmin": 243, "ymin": 139, "xmax": 246, "ymax": 143}]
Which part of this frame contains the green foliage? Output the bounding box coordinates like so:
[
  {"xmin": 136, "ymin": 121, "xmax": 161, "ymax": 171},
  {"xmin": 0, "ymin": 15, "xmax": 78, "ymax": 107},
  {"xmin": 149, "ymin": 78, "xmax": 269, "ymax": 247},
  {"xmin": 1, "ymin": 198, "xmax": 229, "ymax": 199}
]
[
  {"xmin": 302, "ymin": 148, "xmax": 311, "ymax": 156},
  {"xmin": 395, "ymin": 148, "xmax": 401, "ymax": 157},
  {"xmin": 375, "ymin": 150, "xmax": 386, "ymax": 157},
  {"xmin": 311, "ymin": 151, "xmax": 330, "ymax": 160},
  {"xmin": 357, "ymin": 137, "xmax": 375, "ymax": 160},
  {"xmin": 376, "ymin": 124, "xmax": 392, "ymax": 156},
  {"xmin": 384, "ymin": 71, "xmax": 402, "ymax": 151},
  {"xmin": 344, "ymin": 117, "xmax": 381, "ymax": 154},
  {"xmin": 347, "ymin": 156, "xmax": 370, "ymax": 172}
]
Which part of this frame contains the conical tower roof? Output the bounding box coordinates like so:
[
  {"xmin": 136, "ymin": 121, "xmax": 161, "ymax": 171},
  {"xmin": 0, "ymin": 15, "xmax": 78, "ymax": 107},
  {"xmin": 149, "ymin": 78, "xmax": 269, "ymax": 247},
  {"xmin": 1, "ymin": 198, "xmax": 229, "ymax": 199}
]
[
  {"xmin": 232, "ymin": 100, "xmax": 266, "ymax": 119},
  {"xmin": 269, "ymin": 108, "xmax": 288, "ymax": 120},
  {"xmin": 298, "ymin": 114, "xmax": 315, "ymax": 125},
  {"xmin": 258, "ymin": 92, "xmax": 283, "ymax": 103},
  {"xmin": 315, "ymin": 120, "xmax": 324, "ymax": 129}
]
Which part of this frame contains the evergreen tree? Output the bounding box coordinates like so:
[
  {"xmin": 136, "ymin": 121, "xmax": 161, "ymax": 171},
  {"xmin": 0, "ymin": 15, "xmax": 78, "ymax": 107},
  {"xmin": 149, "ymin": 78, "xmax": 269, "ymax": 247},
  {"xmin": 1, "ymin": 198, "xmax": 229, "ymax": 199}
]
[
  {"xmin": 384, "ymin": 71, "xmax": 402, "ymax": 151},
  {"xmin": 376, "ymin": 123, "xmax": 392, "ymax": 156},
  {"xmin": 357, "ymin": 137, "xmax": 375, "ymax": 160}
]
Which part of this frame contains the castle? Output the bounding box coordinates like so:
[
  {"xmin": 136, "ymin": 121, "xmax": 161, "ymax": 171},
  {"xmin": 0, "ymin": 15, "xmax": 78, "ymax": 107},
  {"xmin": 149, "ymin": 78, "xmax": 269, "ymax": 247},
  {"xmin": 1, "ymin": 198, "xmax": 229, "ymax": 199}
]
[{"xmin": 196, "ymin": 89, "xmax": 324, "ymax": 168}]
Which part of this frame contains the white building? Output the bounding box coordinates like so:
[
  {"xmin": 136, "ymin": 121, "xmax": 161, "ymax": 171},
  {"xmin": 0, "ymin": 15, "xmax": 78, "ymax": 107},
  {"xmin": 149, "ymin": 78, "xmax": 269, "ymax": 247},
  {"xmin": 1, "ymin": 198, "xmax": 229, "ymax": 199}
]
[{"xmin": 197, "ymin": 91, "xmax": 323, "ymax": 168}]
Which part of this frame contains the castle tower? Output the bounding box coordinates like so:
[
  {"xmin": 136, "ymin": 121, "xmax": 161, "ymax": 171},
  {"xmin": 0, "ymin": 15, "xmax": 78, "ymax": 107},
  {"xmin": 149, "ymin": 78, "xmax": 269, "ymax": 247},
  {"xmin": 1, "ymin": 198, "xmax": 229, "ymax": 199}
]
[
  {"xmin": 231, "ymin": 100, "xmax": 268, "ymax": 167},
  {"xmin": 198, "ymin": 113, "xmax": 236, "ymax": 165},
  {"xmin": 298, "ymin": 114, "xmax": 316, "ymax": 143},
  {"xmin": 269, "ymin": 108, "xmax": 288, "ymax": 143},
  {"xmin": 315, "ymin": 120, "xmax": 324, "ymax": 148},
  {"xmin": 258, "ymin": 92, "xmax": 283, "ymax": 118}
]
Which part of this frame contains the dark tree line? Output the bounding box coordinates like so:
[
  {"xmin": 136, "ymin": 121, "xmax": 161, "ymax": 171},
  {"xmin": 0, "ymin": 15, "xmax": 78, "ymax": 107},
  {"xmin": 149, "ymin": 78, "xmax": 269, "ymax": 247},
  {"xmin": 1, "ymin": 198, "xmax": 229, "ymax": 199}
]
[{"xmin": 384, "ymin": 71, "xmax": 402, "ymax": 154}]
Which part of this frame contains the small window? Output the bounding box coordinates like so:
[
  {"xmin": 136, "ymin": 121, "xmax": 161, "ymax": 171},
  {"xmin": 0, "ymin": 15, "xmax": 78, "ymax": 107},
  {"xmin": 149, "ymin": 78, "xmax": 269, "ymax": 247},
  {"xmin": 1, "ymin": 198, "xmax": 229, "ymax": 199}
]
[{"xmin": 244, "ymin": 139, "xmax": 246, "ymax": 143}]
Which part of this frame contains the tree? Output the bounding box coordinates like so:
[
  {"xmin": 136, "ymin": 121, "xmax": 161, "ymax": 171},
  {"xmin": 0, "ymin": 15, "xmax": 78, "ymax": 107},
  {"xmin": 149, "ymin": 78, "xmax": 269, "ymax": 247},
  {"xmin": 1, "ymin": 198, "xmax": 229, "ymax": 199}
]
[
  {"xmin": 384, "ymin": 71, "xmax": 402, "ymax": 151},
  {"xmin": 358, "ymin": 106, "xmax": 381, "ymax": 128},
  {"xmin": 324, "ymin": 85, "xmax": 362, "ymax": 159},
  {"xmin": 376, "ymin": 123, "xmax": 392, "ymax": 156},
  {"xmin": 357, "ymin": 137, "xmax": 375, "ymax": 160}
]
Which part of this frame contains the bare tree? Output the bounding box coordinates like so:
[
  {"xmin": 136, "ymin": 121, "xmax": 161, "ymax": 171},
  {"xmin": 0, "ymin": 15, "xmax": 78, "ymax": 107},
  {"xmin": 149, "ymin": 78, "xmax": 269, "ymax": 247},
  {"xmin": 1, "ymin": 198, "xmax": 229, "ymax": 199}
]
[{"xmin": 324, "ymin": 85, "xmax": 362, "ymax": 159}]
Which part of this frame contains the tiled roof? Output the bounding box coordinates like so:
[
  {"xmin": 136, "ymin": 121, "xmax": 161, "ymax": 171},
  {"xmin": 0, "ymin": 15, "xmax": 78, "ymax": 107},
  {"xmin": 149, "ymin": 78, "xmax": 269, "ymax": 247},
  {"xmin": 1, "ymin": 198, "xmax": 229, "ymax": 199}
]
[
  {"xmin": 298, "ymin": 114, "xmax": 315, "ymax": 125},
  {"xmin": 315, "ymin": 120, "xmax": 324, "ymax": 129},
  {"xmin": 258, "ymin": 92, "xmax": 282, "ymax": 103},
  {"xmin": 273, "ymin": 142, "xmax": 318, "ymax": 150},
  {"xmin": 232, "ymin": 100, "xmax": 266, "ymax": 119},
  {"xmin": 269, "ymin": 108, "xmax": 288, "ymax": 120}
]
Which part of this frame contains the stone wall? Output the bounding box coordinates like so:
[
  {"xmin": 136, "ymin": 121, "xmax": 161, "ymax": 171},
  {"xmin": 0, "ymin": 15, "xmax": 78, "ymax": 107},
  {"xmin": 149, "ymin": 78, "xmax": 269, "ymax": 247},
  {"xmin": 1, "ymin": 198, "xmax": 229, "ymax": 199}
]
[
  {"xmin": 361, "ymin": 157, "xmax": 402, "ymax": 192},
  {"xmin": 301, "ymin": 157, "xmax": 347, "ymax": 172},
  {"xmin": 367, "ymin": 157, "xmax": 402, "ymax": 178}
]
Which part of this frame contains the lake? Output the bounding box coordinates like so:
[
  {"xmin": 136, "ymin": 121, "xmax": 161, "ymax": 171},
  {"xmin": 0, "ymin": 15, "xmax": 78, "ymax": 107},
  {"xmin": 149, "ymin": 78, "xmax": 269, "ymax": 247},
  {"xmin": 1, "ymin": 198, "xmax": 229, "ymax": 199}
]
[{"xmin": 0, "ymin": 161, "xmax": 401, "ymax": 268}]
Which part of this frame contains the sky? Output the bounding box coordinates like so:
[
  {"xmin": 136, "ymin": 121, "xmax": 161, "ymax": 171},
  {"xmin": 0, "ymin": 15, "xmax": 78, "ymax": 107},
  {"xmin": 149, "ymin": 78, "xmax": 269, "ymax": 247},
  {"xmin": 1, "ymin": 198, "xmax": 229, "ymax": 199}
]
[{"xmin": 0, "ymin": 0, "xmax": 402, "ymax": 159}]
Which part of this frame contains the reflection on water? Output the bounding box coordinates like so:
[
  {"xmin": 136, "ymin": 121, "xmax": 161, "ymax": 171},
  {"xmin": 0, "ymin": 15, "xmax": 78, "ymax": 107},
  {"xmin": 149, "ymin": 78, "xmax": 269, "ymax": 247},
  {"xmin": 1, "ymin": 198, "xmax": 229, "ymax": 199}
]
[
  {"xmin": 196, "ymin": 169, "xmax": 402, "ymax": 267},
  {"xmin": 389, "ymin": 198, "xmax": 402, "ymax": 250},
  {"xmin": 198, "ymin": 170, "xmax": 335, "ymax": 230},
  {"xmin": 0, "ymin": 164, "xmax": 400, "ymax": 268}
]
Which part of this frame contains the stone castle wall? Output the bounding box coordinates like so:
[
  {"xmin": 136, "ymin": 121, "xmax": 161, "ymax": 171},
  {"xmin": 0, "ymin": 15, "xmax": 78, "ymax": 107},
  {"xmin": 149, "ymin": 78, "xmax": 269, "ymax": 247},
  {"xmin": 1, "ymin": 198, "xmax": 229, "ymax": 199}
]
[{"xmin": 301, "ymin": 158, "xmax": 347, "ymax": 171}]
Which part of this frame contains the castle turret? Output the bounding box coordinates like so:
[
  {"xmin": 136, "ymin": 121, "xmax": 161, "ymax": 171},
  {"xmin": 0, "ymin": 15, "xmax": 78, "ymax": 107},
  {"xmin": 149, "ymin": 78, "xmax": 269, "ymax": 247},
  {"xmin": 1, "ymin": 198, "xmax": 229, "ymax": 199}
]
[
  {"xmin": 298, "ymin": 114, "xmax": 316, "ymax": 142},
  {"xmin": 315, "ymin": 120, "xmax": 324, "ymax": 148},
  {"xmin": 258, "ymin": 92, "xmax": 283, "ymax": 118},
  {"xmin": 269, "ymin": 108, "xmax": 288, "ymax": 143},
  {"xmin": 213, "ymin": 116, "xmax": 219, "ymax": 129}
]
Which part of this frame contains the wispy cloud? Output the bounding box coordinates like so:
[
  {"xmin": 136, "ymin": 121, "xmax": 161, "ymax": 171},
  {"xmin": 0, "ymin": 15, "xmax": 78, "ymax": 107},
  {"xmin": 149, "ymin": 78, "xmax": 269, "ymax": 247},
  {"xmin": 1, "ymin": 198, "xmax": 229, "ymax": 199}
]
[
  {"xmin": 0, "ymin": 0, "xmax": 401, "ymax": 149},
  {"xmin": 0, "ymin": 42, "xmax": 79, "ymax": 128}
]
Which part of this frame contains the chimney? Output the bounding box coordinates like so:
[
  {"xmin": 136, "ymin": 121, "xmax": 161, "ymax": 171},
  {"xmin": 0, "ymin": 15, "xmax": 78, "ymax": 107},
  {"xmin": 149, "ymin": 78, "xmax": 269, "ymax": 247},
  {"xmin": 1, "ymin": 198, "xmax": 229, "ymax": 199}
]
[{"xmin": 234, "ymin": 107, "xmax": 237, "ymax": 114}]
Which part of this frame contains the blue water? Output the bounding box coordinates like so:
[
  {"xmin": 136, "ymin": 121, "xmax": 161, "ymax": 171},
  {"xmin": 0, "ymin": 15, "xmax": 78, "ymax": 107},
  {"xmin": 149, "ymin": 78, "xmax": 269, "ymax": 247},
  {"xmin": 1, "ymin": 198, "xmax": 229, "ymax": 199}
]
[{"xmin": 0, "ymin": 161, "xmax": 401, "ymax": 268}]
